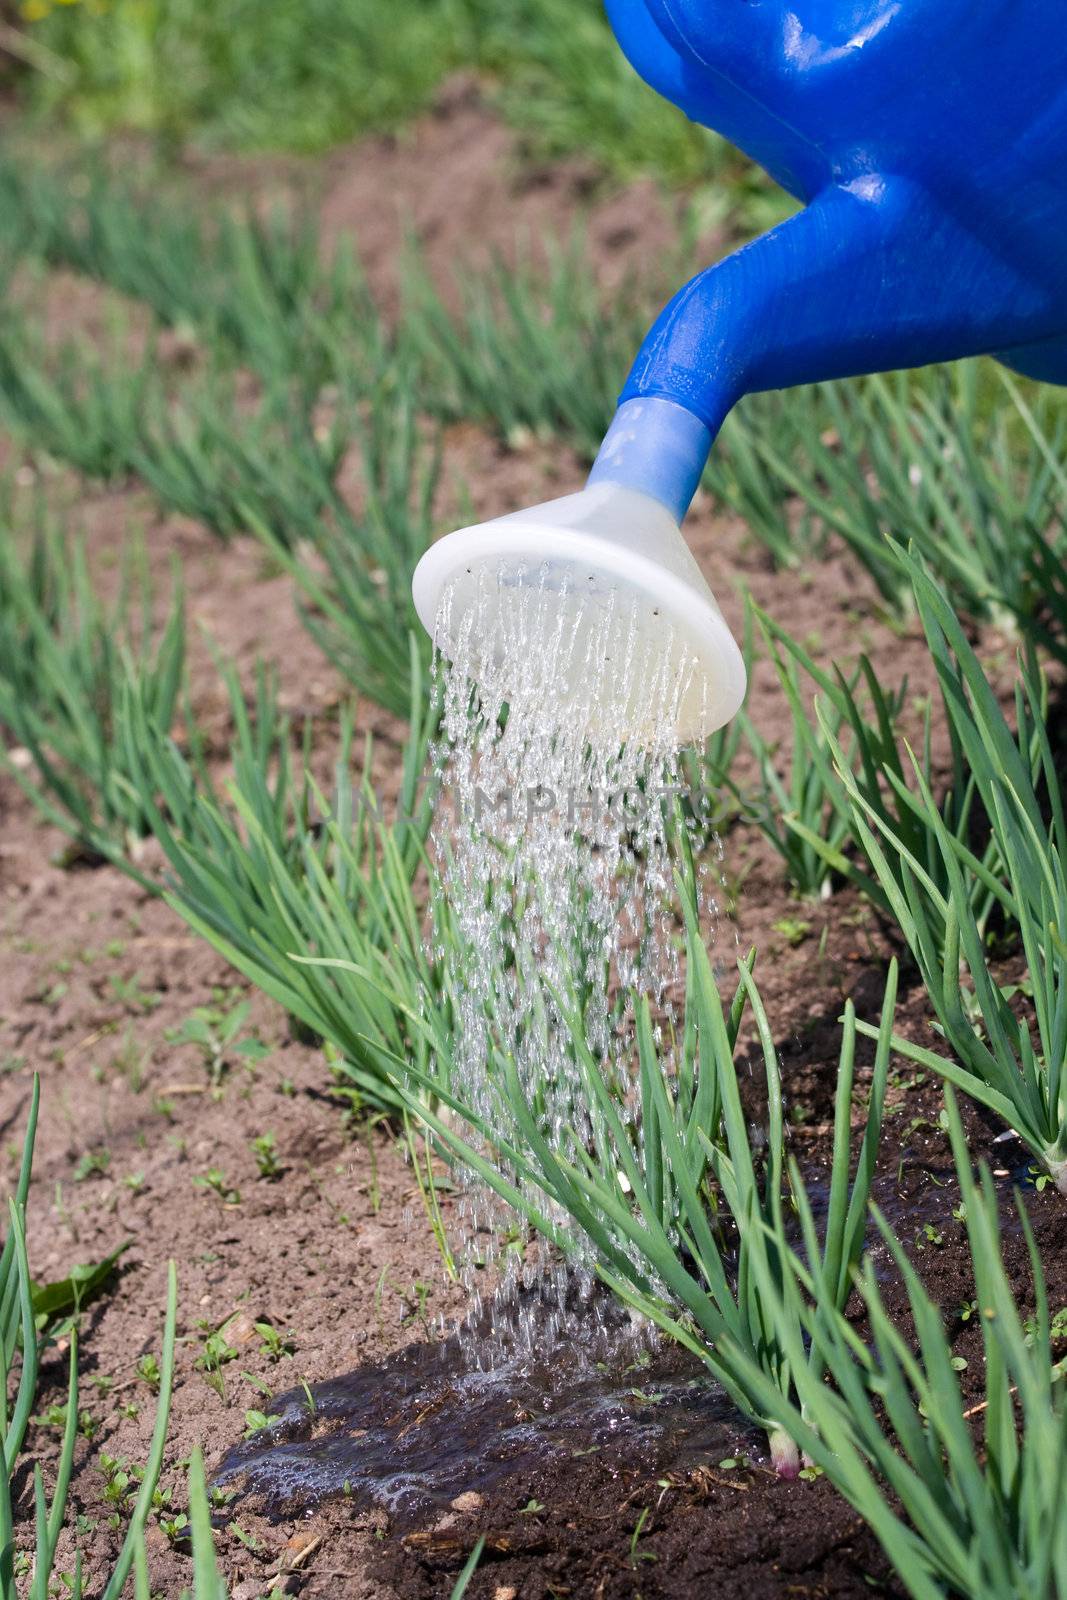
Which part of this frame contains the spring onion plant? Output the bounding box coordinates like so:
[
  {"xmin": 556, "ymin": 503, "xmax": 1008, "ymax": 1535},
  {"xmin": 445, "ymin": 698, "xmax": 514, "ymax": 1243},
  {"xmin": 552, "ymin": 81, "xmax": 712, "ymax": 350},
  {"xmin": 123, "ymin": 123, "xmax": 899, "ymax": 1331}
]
[
  {"xmin": 0, "ymin": 325, "xmax": 158, "ymax": 482},
  {"xmin": 0, "ymin": 1078, "xmax": 181, "ymax": 1599},
  {"xmin": 724, "ymin": 365, "xmax": 1067, "ymax": 620},
  {"xmin": 399, "ymin": 240, "xmax": 652, "ymax": 459},
  {"xmin": 311, "ymin": 861, "xmax": 898, "ymax": 1476},
  {"xmin": 827, "ymin": 546, "xmax": 1067, "ymax": 1190},
  {"xmin": 243, "ymin": 382, "xmax": 441, "ymax": 718},
  {"xmin": 0, "ymin": 156, "xmax": 383, "ymax": 389},
  {"xmin": 120, "ymin": 645, "xmax": 905, "ymax": 1470},
  {"xmin": 675, "ymin": 603, "xmax": 751, "ymax": 844},
  {"xmin": 0, "ymin": 524, "xmax": 184, "ymax": 882},
  {"xmin": 0, "ymin": 318, "xmax": 345, "ymax": 546},
  {"xmin": 729, "ymin": 614, "xmax": 906, "ymax": 898},
  {"xmin": 135, "ymin": 657, "xmax": 898, "ymax": 1471},
  {"xmin": 755, "ymin": 606, "xmax": 1016, "ymax": 952},
  {"xmin": 127, "ymin": 373, "xmax": 348, "ymax": 546},
  {"xmin": 119, "ymin": 636, "xmax": 439, "ymax": 1110},
  {"xmin": 1, "ymin": 287, "xmax": 433, "ymax": 715},
  {"xmin": 730, "ymin": 1090, "xmax": 1067, "ymax": 1600}
]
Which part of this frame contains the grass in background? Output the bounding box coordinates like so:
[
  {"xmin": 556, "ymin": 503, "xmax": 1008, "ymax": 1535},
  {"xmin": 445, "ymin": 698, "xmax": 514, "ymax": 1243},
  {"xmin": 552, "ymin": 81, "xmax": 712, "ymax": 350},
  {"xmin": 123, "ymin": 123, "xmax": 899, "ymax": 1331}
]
[{"xmin": 13, "ymin": 0, "xmax": 734, "ymax": 186}]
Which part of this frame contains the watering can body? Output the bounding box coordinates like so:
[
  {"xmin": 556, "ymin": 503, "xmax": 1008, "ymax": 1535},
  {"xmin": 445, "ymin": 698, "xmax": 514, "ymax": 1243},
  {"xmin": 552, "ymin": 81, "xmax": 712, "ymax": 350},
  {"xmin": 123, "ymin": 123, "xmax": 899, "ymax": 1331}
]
[{"xmin": 591, "ymin": 0, "xmax": 1067, "ymax": 517}]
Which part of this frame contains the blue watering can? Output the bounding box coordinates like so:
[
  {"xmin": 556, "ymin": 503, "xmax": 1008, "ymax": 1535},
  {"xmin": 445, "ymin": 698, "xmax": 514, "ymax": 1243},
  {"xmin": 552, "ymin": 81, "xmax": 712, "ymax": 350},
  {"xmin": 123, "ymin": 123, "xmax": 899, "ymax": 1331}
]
[
  {"xmin": 590, "ymin": 0, "xmax": 1067, "ymax": 519},
  {"xmin": 414, "ymin": 0, "xmax": 1067, "ymax": 740}
]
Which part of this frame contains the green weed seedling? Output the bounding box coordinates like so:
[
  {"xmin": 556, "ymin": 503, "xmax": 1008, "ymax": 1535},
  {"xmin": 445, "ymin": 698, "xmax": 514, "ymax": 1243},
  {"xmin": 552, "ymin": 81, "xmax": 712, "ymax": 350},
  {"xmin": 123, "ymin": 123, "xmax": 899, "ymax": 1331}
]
[
  {"xmin": 250, "ymin": 1133, "xmax": 281, "ymax": 1180},
  {"xmin": 165, "ymin": 995, "xmax": 268, "ymax": 1092},
  {"xmin": 254, "ymin": 1321, "xmax": 295, "ymax": 1362},
  {"xmin": 136, "ymin": 1353, "xmax": 161, "ymax": 1392},
  {"xmin": 194, "ymin": 1323, "xmax": 240, "ymax": 1403},
  {"xmin": 193, "ymin": 1170, "xmax": 242, "ymax": 1207},
  {"xmin": 72, "ymin": 1149, "xmax": 111, "ymax": 1184}
]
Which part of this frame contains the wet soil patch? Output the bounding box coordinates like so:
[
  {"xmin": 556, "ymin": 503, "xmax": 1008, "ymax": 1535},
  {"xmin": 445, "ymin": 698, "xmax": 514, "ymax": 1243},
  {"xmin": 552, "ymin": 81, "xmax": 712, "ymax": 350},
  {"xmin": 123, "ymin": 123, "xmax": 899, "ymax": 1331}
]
[{"xmin": 217, "ymin": 1285, "xmax": 752, "ymax": 1522}]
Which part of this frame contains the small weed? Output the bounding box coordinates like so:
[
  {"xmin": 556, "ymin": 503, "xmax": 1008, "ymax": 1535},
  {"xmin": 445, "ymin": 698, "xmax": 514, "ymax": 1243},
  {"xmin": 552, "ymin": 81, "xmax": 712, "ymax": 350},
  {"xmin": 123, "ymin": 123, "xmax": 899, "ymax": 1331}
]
[
  {"xmin": 772, "ymin": 916, "xmax": 814, "ymax": 947},
  {"xmin": 73, "ymin": 1148, "xmax": 111, "ymax": 1183},
  {"xmin": 136, "ymin": 1353, "xmax": 161, "ymax": 1392},
  {"xmin": 158, "ymin": 1512, "xmax": 188, "ymax": 1545},
  {"xmin": 166, "ymin": 995, "xmax": 268, "ymax": 1090},
  {"xmin": 193, "ymin": 1169, "xmax": 241, "ymax": 1205},
  {"xmin": 108, "ymin": 974, "xmax": 161, "ymax": 1013},
  {"xmin": 194, "ymin": 1326, "xmax": 239, "ymax": 1403},
  {"xmin": 243, "ymin": 1409, "xmax": 281, "ymax": 1437},
  {"xmin": 98, "ymin": 1453, "xmax": 143, "ymax": 1514},
  {"xmin": 111, "ymin": 1027, "xmax": 150, "ymax": 1092},
  {"xmin": 629, "ymin": 1506, "xmax": 655, "ymax": 1565},
  {"xmin": 255, "ymin": 1321, "xmax": 296, "ymax": 1362},
  {"xmin": 251, "ymin": 1131, "xmax": 281, "ymax": 1179}
]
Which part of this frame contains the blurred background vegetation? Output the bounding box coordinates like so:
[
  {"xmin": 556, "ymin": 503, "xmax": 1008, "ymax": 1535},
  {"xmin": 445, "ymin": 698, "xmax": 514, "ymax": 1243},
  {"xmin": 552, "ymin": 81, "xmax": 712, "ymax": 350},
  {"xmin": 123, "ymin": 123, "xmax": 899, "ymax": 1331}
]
[{"xmin": 5, "ymin": 0, "xmax": 726, "ymax": 179}]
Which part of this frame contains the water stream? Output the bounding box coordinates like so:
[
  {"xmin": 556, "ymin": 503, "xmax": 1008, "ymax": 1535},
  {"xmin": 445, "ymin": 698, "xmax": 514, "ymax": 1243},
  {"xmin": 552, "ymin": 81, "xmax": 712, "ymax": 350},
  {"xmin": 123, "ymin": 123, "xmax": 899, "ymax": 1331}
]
[
  {"xmin": 430, "ymin": 564, "xmax": 721, "ymax": 1276},
  {"xmin": 220, "ymin": 563, "xmax": 738, "ymax": 1512}
]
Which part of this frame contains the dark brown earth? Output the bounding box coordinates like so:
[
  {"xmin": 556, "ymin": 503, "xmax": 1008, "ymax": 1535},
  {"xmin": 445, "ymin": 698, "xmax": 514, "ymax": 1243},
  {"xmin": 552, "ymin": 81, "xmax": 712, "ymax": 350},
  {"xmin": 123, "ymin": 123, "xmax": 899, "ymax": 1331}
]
[{"xmin": 3, "ymin": 79, "xmax": 1066, "ymax": 1600}]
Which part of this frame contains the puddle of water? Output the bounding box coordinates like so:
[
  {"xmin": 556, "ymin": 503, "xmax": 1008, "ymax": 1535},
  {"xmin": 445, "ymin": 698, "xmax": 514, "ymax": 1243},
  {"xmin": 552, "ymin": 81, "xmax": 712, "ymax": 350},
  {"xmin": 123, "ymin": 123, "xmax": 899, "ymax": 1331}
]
[{"xmin": 216, "ymin": 1283, "xmax": 755, "ymax": 1519}]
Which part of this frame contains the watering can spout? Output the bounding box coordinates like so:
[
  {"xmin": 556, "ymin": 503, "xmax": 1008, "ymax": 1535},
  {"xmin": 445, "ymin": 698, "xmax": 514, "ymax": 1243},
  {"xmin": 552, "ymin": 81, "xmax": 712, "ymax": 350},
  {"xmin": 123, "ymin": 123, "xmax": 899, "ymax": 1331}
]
[
  {"xmin": 589, "ymin": 176, "xmax": 1065, "ymax": 520},
  {"xmin": 414, "ymin": 0, "xmax": 1067, "ymax": 741}
]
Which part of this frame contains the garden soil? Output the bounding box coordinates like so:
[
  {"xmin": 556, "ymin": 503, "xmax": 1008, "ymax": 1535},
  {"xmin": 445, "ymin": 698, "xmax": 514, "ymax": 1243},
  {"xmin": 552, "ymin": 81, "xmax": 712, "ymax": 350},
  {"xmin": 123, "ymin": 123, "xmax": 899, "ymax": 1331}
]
[{"xmin": 3, "ymin": 77, "xmax": 1066, "ymax": 1600}]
